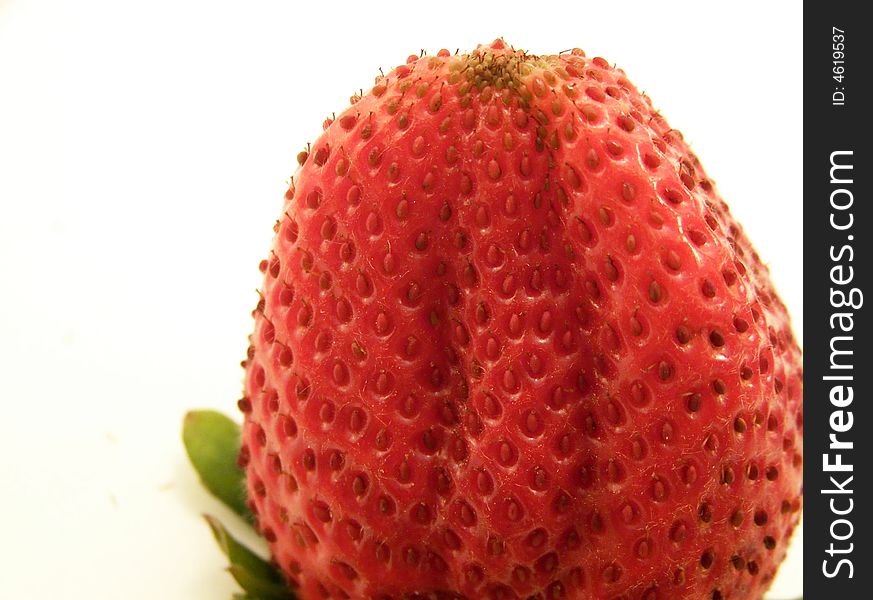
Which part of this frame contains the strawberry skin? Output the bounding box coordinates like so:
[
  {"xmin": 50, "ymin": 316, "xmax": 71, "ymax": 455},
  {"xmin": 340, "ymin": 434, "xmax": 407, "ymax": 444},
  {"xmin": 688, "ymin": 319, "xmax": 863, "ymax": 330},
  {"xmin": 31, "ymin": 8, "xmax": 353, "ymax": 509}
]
[{"xmin": 239, "ymin": 41, "xmax": 802, "ymax": 600}]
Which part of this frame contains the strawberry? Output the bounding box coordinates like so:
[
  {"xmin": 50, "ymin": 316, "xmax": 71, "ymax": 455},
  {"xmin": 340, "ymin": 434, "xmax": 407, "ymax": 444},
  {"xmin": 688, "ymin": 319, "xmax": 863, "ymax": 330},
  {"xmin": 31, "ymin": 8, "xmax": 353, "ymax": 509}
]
[{"xmin": 238, "ymin": 40, "xmax": 802, "ymax": 600}]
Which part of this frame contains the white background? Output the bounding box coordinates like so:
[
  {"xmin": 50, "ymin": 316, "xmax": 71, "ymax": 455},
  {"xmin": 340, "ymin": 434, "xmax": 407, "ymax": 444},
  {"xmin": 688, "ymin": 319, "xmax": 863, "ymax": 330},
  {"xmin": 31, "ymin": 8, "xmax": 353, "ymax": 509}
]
[{"xmin": 0, "ymin": 0, "xmax": 802, "ymax": 598}]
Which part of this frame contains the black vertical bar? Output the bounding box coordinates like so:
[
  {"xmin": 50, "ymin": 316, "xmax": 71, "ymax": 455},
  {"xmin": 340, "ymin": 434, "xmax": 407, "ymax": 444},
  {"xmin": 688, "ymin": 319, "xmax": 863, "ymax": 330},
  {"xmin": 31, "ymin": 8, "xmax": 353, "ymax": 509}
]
[{"xmin": 803, "ymin": 2, "xmax": 869, "ymax": 596}]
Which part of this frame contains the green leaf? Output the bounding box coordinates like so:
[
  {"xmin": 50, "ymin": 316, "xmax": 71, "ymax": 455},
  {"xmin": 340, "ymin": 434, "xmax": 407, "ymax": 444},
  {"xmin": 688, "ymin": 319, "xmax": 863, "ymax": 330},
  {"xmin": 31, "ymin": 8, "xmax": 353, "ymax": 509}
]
[
  {"xmin": 228, "ymin": 565, "xmax": 297, "ymax": 600},
  {"xmin": 185, "ymin": 412, "xmax": 297, "ymax": 599},
  {"xmin": 205, "ymin": 514, "xmax": 296, "ymax": 600},
  {"xmin": 204, "ymin": 515, "xmax": 282, "ymax": 585},
  {"xmin": 183, "ymin": 410, "xmax": 250, "ymax": 520}
]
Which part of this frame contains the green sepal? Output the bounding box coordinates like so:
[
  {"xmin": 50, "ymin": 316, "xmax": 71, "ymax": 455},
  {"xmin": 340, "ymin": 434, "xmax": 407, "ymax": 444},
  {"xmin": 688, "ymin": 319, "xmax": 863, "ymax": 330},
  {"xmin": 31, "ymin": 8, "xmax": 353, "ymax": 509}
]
[
  {"xmin": 183, "ymin": 410, "xmax": 251, "ymax": 520},
  {"xmin": 205, "ymin": 514, "xmax": 296, "ymax": 600},
  {"xmin": 205, "ymin": 515, "xmax": 282, "ymax": 584},
  {"xmin": 227, "ymin": 565, "xmax": 297, "ymax": 600}
]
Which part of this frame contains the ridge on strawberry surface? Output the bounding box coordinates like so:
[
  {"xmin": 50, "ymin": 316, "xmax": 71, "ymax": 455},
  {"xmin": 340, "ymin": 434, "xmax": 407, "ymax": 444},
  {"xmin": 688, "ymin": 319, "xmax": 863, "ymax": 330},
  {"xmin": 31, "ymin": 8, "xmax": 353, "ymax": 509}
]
[{"xmin": 234, "ymin": 39, "xmax": 802, "ymax": 600}]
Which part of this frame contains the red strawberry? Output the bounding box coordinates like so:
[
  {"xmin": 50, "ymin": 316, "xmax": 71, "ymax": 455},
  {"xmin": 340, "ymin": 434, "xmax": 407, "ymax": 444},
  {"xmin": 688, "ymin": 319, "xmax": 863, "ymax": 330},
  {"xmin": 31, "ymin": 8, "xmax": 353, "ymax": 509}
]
[{"xmin": 239, "ymin": 40, "xmax": 802, "ymax": 600}]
